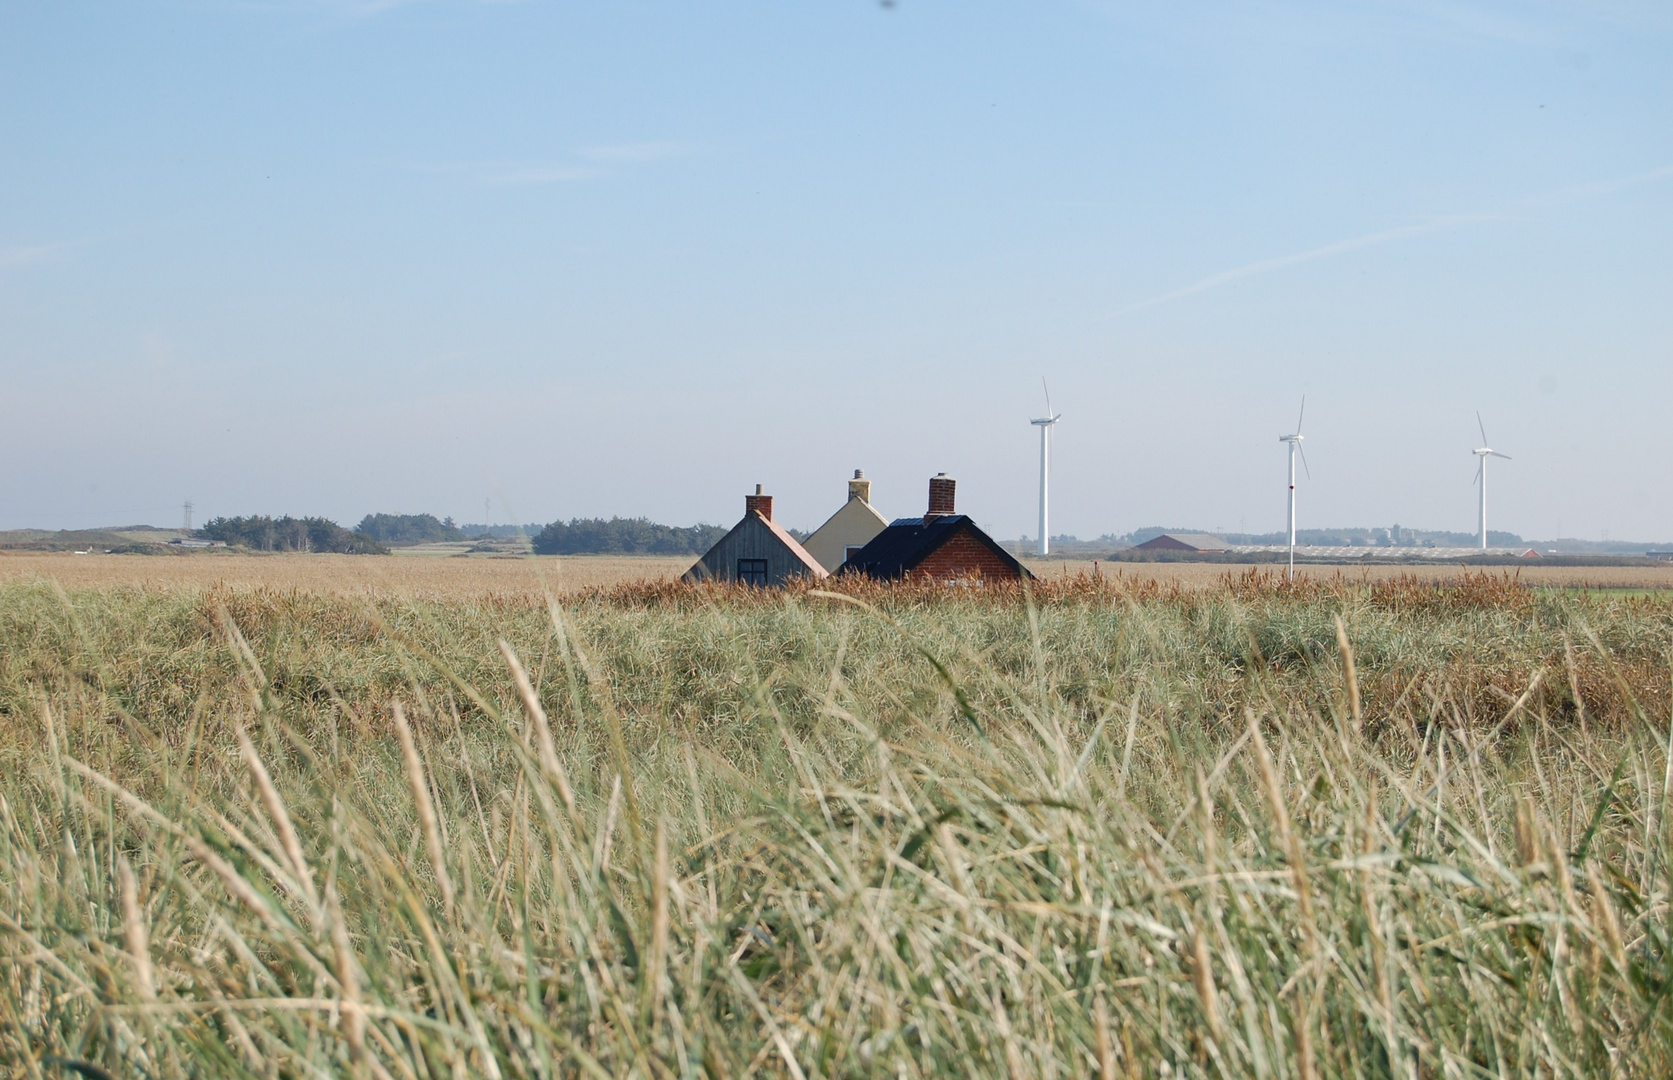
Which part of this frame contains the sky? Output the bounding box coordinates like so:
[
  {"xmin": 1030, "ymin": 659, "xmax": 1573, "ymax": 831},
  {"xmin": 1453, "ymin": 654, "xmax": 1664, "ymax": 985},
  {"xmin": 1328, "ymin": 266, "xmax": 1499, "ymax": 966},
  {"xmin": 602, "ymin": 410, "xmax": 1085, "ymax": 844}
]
[{"xmin": 1, "ymin": 1, "xmax": 1669, "ymax": 541}]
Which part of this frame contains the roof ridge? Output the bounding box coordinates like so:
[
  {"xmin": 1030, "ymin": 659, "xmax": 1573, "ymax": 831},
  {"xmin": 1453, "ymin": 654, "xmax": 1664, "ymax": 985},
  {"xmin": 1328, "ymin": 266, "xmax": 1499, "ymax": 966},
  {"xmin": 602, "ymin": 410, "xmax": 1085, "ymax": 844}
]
[{"xmin": 758, "ymin": 512, "xmax": 828, "ymax": 577}]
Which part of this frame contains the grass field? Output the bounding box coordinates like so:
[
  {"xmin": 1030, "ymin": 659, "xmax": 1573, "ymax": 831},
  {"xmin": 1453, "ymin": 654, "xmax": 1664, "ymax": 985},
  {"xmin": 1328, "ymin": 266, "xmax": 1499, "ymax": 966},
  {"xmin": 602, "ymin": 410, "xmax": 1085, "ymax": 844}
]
[
  {"xmin": 0, "ymin": 552, "xmax": 694, "ymax": 598},
  {"xmin": 3, "ymin": 569, "xmax": 1673, "ymax": 1076}
]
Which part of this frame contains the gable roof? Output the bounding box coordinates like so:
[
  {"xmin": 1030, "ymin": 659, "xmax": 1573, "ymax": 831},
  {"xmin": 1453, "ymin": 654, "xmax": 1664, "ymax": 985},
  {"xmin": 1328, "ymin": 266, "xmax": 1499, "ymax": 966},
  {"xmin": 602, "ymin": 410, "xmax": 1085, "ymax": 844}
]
[
  {"xmin": 803, "ymin": 495, "xmax": 889, "ymax": 572},
  {"xmin": 684, "ymin": 511, "xmax": 827, "ymax": 582},
  {"xmin": 840, "ymin": 515, "xmax": 1032, "ymax": 580},
  {"xmin": 1133, "ymin": 532, "xmax": 1231, "ymax": 552},
  {"xmin": 758, "ymin": 514, "xmax": 829, "ymax": 576}
]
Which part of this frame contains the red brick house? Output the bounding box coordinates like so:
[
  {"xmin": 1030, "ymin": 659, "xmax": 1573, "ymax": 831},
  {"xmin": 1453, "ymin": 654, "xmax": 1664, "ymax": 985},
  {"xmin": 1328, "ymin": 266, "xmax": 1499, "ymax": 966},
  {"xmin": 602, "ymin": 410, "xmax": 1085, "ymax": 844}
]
[{"xmin": 839, "ymin": 474, "xmax": 1031, "ymax": 583}]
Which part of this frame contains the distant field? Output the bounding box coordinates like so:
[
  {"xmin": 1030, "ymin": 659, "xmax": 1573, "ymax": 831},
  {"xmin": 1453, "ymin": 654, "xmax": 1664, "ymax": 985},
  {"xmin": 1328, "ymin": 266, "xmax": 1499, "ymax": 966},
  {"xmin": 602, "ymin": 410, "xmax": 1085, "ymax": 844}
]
[
  {"xmin": 1025, "ymin": 558, "xmax": 1673, "ymax": 590},
  {"xmin": 0, "ymin": 551, "xmax": 693, "ymax": 597},
  {"xmin": 3, "ymin": 550, "xmax": 1670, "ymax": 597}
]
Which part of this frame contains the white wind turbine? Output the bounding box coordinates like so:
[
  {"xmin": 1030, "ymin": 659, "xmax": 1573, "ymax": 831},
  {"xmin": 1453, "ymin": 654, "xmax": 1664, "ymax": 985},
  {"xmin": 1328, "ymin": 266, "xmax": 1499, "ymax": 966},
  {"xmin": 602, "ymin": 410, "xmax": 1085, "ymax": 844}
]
[
  {"xmin": 1278, "ymin": 397, "xmax": 1310, "ymax": 581},
  {"xmin": 1472, "ymin": 412, "xmax": 1511, "ymax": 550},
  {"xmin": 1031, "ymin": 381, "xmax": 1062, "ymax": 557}
]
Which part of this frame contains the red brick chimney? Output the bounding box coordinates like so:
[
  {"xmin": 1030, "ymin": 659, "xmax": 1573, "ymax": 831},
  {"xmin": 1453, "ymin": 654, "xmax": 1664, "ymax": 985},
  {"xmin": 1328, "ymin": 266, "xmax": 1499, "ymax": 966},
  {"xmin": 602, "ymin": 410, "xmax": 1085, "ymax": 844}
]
[
  {"xmin": 925, "ymin": 473, "xmax": 956, "ymax": 519},
  {"xmin": 745, "ymin": 484, "xmax": 773, "ymax": 521}
]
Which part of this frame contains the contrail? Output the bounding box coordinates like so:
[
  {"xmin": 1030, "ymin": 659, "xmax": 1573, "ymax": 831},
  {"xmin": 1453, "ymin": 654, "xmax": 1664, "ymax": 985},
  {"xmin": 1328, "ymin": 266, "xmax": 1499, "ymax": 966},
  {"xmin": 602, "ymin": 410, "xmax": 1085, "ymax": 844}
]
[
  {"xmin": 1111, "ymin": 164, "xmax": 1673, "ymax": 317},
  {"xmin": 1113, "ymin": 216, "xmax": 1487, "ymax": 316}
]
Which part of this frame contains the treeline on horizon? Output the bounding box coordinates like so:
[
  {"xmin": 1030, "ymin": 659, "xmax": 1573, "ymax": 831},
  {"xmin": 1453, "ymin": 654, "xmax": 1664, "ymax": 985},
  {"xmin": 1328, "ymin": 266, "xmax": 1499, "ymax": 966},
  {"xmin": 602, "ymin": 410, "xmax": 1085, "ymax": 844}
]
[
  {"xmin": 194, "ymin": 513, "xmax": 737, "ymax": 555},
  {"xmin": 529, "ymin": 517, "xmax": 730, "ymax": 555},
  {"xmin": 195, "ymin": 513, "xmax": 1655, "ymax": 557},
  {"xmin": 198, "ymin": 516, "xmax": 389, "ymax": 554}
]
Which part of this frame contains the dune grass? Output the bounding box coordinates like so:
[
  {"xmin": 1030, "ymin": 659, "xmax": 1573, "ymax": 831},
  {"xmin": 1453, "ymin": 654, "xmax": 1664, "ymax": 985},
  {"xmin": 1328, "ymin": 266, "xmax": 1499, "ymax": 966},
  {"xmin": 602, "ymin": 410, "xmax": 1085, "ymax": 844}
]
[{"xmin": 1, "ymin": 571, "xmax": 1671, "ymax": 1077}]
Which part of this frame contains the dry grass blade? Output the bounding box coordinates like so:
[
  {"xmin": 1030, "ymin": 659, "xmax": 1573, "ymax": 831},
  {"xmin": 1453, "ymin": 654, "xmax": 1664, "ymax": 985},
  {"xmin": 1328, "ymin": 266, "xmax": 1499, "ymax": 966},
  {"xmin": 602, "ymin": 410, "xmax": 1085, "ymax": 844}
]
[
  {"xmin": 391, "ymin": 699, "xmax": 454, "ymax": 914},
  {"xmin": 115, "ymin": 855, "xmax": 155, "ymax": 1003},
  {"xmin": 237, "ymin": 723, "xmax": 319, "ymax": 914},
  {"xmin": 499, "ymin": 638, "xmax": 577, "ymax": 814},
  {"xmin": 1334, "ymin": 615, "xmax": 1361, "ymax": 732},
  {"xmin": 1245, "ymin": 708, "xmax": 1316, "ymax": 944}
]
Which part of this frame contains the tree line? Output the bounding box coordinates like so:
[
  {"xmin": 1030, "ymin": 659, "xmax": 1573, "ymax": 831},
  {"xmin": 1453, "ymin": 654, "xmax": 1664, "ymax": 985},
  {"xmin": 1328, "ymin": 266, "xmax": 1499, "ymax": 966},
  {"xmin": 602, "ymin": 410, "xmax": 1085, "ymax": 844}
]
[
  {"xmin": 530, "ymin": 517, "xmax": 728, "ymax": 555},
  {"xmin": 195, "ymin": 512, "xmax": 735, "ymax": 555},
  {"xmin": 198, "ymin": 516, "xmax": 388, "ymax": 554},
  {"xmin": 354, "ymin": 513, "xmax": 464, "ymax": 545}
]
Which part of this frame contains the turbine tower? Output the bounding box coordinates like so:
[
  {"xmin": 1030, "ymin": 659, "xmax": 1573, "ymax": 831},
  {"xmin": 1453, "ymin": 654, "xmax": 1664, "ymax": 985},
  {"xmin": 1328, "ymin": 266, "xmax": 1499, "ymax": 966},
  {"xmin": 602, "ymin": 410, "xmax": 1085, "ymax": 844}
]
[
  {"xmin": 1278, "ymin": 398, "xmax": 1309, "ymax": 581},
  {"xmin": 1472, "ymin": 412, "xmax": 1511, "ymax": 550},
  {"xmin": 1030, "ymin": 381, "xmax": 1062, "ymax": 557}
]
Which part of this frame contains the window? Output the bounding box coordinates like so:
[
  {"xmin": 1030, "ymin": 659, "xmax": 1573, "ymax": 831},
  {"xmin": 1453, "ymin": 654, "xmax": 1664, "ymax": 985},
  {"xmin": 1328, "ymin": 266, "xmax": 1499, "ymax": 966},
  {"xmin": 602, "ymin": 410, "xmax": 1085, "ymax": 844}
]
[{"xmin": 736, "ymin": 559, "xmax": 769, "ymax": 587}]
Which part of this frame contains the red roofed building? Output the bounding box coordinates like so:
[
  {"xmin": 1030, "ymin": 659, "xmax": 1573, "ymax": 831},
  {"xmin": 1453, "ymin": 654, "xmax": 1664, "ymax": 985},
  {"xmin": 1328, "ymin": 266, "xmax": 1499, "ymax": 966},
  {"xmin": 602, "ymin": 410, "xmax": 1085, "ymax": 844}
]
[{"xmin": 840, "ymin": 474, "xmax": 1031, "ymax": 583}]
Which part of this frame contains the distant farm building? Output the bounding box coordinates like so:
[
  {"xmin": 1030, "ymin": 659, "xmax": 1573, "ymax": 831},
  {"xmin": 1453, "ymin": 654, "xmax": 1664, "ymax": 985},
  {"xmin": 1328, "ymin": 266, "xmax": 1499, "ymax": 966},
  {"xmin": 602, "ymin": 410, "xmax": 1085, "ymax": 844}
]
[
  {"xmin": 841, "ymin": 474, "xmax": 1031, "ymax": 583},
  {"xmin": 1132, "ymin": 533, "xmax": 1231, "ymax": 554},
  {"xmin": 802, "ymin": 469, "xmax": 889, "ymax": 573},
  {"xmin": 684, "ymin": 486, "xmax": 827, "ymax": 587}
]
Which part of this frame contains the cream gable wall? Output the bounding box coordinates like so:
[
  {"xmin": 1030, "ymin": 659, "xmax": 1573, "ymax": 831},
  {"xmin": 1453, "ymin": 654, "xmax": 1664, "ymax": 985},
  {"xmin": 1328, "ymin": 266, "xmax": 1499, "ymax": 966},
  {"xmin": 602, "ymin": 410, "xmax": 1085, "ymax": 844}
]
[{"xmin": 803, "ymin": 496, "xmax": 889, "ymax": 572}]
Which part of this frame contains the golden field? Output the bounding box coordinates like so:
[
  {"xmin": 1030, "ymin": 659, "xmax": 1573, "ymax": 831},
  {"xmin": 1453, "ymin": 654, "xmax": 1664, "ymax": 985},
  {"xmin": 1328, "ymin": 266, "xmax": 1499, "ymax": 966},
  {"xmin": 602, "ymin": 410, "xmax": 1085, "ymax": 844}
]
[
  {"xmin": 1, "ymin": 548, "xmax": 1669, "ymax": 598},
  {"xmin": 0, "ymin": 551, "xmax": 694, "ymax": 597}
]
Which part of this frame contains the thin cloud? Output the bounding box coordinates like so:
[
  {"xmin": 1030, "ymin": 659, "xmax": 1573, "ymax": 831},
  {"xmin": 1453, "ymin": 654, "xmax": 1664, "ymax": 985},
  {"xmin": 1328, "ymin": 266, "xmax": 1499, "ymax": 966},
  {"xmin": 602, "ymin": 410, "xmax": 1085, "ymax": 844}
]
[
  {"xmin": 207, "ymin": 0, "xmax": 428, "ymax": 17},
  {"xmin": 0, "ymin": 243, "xmax": 71, "ymax": 273},
  {"xmin": 580, "ymin": 141, "xmax": 687, "ymax": 164},
  {"xmin": 477, "ymin": 164, "xmax": 600, "ymax": 187},
  {"xmin": 1114, "ymin": 164, "xmax": 1673, "ymax": 317},
  {"xmin": 239, "ymin": 0, "xmax": 518, "ymax": 16},
  {"xmin": 417, "ymin": 160, "xmax": 600, "ymax": 187},
  {"xmin": 418, "ymin": 141, "xmax": 687, "ymax": 188}
]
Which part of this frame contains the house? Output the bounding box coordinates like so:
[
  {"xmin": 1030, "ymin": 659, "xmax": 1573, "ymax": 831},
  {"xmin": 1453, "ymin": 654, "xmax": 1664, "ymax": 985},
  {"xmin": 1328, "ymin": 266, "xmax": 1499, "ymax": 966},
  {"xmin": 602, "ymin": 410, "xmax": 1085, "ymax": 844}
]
[
  {"xmin": 1132, "ymin": 533, "xmax": 1231, "ymax": 554},
  {"xmin": 840, "ymin": 474, "xmax": 1031, "ymax": 583},
  {"xmin": 683, "ymin": 485, "xmax": 828, "ymax": 586},
  {"xmin": 802, "ymin": 469, "xmax": 889, "ymax": 573}
]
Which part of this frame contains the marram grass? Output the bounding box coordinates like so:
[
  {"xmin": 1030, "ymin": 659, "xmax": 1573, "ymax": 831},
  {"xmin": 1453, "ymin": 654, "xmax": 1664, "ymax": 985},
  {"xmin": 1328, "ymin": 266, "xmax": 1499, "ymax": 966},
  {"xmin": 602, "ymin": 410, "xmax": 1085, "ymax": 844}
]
[{"xmin": 1, "ymin": 572, "xmax": 1671, "ymax": 1077}]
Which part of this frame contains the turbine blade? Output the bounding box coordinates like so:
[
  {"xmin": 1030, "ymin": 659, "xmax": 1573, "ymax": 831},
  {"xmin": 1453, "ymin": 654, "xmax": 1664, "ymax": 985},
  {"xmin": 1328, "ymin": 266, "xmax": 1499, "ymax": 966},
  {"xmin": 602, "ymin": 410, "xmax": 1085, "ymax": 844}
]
[
  {"xmin": 1042, "ymin": 377, "xmax": 1052, "ymax": 417},
  {"xmin": 1295, "ymin": 395, "xmax": 1306, "ymax": 436},
  {"xmin": 1474, "ymin": 459, "xmax": 1482, "ymax": 485},
  {"xmin": 1477, "ymin": 410, "xmax": 1488, "ymax": 446},
  {"xmin": 1298, "ymin": 443, "xmax": 1312, "ymax": 479},
  {"xmin": 1492, "ymin": 451, "xmax": 1512, "ymax": 460}
]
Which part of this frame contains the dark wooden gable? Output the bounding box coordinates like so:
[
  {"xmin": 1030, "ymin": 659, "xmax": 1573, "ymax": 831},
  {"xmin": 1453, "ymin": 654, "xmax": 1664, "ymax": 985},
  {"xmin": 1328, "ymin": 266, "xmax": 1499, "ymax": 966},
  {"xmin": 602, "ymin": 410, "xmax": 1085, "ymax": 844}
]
[{"xmin": 684, "ymin": 513, "xmax": 826, "ymax": 586}]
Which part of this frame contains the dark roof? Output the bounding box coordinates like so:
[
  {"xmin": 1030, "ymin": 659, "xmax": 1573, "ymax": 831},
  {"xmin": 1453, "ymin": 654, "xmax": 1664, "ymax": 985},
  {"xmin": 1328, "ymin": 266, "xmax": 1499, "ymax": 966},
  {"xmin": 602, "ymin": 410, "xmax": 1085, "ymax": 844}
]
[
  {"xmin": 1132, "ymin": 532, "xmax": 1231, "ymax": 552},
  {"xmin": 839, "ymin": 514, "xmax": 1032, "ymax": 580}
]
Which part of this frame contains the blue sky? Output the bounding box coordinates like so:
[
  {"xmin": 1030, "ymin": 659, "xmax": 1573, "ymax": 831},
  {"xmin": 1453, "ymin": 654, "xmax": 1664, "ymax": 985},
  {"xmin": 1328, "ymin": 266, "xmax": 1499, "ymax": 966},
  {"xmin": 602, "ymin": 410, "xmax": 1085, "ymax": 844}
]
[{"xmin": 1, "ymin": 1, "xmax": 1669, "ymax": 540}]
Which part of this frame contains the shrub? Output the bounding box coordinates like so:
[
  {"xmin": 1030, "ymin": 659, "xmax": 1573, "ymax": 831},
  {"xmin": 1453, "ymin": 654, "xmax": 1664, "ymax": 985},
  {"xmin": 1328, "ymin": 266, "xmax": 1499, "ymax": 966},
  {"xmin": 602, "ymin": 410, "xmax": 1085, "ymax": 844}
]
[{"xmin": 353, "ymin": 513, "xmax": 464, "ymax": 546}]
